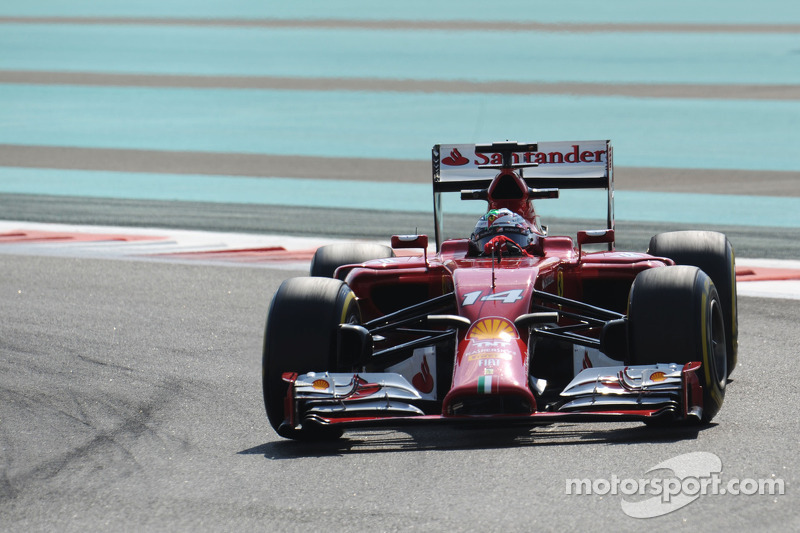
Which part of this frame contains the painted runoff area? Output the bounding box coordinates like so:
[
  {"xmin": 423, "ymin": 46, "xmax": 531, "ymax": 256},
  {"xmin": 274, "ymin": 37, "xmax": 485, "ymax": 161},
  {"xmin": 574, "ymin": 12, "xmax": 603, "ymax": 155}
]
[
  {"xmin": 0, "ymin": 221, "xmax": 798, "ymax": 300},
  {"xmin": 1, "ymin": 0, "xmax": 799, "ymax": 24},
  {"xmin": 1, "ymin": 85, "xmax": 798, "ymax": 173},
  {"xmin": 0, "ymin": 167, "xmax": 797, "ymax": 229}
]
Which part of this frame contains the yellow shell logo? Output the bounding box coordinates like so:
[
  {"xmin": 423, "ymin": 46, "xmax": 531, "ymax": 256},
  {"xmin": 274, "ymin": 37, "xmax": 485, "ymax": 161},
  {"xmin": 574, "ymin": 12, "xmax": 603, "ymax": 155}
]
[
  {"xmin": 467, "ymin": 318, "xmax": 518, "ymax": 340},
  {"xmin": 650, "ymin": 372, "xmax": 666, "ymax": 382},
  {"xmin": 312, "ymin": 379, "xmax": 330, "ymax": 390}
]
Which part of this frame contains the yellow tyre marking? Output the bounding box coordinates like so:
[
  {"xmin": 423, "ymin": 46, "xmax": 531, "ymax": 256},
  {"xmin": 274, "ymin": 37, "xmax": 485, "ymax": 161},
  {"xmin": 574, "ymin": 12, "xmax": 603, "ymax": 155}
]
[
  {"xmin": 730, "ymin": 248, "xmax": 738, "ymax": 348},
  {"xmin": 701, "ymin": 278, "xmax": 723, "ymax": 406},
  {"xmin": 340, "ymin": 291, "xmax": 356, "ymax": 324},
  {"xmin": 701, "ymin": 287, "xmax": 710, "ymax": 385}
]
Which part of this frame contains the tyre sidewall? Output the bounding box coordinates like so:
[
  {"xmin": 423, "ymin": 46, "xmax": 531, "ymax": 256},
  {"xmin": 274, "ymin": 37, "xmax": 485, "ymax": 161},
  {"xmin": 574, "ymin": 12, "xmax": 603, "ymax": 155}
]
[
  {"xmin": 627, "ymin": 266, "xmax": 726, "ymax": 422},
  {"xmin": 648, "ymin": 230, "xmax": 738, "ymax": 376},
  {"xmin": 262, "ymin": 277, "xmax": 359, "ymax": 436}
]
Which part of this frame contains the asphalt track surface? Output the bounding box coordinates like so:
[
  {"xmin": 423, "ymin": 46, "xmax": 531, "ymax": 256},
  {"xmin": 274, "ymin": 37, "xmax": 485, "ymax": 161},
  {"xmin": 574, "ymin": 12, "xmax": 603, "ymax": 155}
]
[
  {"xmin": 1, "ymin": 254, "xmax": 798, "ymax": 532},
  {"xmin": 2, "ymin": 3, "xmax": 799, "ymax": 531}
]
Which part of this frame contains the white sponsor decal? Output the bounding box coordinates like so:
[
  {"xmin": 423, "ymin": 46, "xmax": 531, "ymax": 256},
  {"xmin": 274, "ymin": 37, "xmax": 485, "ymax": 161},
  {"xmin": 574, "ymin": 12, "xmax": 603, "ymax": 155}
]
[
  {"xmin": 438, "ymin": 140, "xmax": 609, "ymax": 181},
  {"xmin": 387, "ymin": 346, "xmax": 437, "ymax": 400}
]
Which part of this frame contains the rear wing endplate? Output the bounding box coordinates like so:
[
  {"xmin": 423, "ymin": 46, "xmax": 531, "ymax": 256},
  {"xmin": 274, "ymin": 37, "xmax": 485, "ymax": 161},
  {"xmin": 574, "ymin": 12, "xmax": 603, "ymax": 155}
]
[{"xmin": 431, "ymin": 140, "xmax": 614, "ymax": 250}]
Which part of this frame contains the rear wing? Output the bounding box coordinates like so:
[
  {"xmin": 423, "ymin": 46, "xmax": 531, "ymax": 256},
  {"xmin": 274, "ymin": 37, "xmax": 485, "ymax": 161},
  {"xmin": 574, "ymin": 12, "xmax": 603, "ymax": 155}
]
[{"xmin": 431, "ymin": 140, "xmax": 614, "ymax": 250}]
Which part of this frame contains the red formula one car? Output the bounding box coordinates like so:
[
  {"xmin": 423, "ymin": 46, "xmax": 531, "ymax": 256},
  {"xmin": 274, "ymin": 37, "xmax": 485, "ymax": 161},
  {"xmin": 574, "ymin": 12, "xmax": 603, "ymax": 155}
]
[{"xmin": 262, "ymin": 141, "xmax": 737, "ymax": 440}]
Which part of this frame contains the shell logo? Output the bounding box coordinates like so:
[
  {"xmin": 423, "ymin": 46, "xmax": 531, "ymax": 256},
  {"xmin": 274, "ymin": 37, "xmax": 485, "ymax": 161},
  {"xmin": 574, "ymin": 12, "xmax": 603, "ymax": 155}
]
[
  {"xmin": 467, "ymin": 317, "xmax": 518, "ymax": 340},
  {"xmin": 312, "ymin": 379, "xmax": 331, "ymax": 390},
  {"xmin": 649, "ymin": 372, "xmax": 666, "ymax": 382}
]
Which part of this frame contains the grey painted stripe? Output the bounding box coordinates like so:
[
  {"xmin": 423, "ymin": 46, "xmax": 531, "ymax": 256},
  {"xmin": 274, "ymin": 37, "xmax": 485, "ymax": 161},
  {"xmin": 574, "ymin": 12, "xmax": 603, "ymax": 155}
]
[
  {"xmin": 0, "ymin": 144, "xmax": 428, "ymax": 182},
  {"xmin": 1, "ymin": 144, "xmax": 797, "ymax": 196},
  {"xmin": 1, "ymin": 71, "xmax": 797, "ymax": 101},
  {"xmin": 1, "ymin": 17, "xmax": 799, "ymax": 33}
]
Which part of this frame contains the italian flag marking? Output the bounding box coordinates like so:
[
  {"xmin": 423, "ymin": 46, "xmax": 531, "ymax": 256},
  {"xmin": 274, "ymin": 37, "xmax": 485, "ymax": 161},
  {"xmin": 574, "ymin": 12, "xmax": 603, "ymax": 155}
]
[{"xmin": 478, "ymin": 376, "xmax": 493, "ymax": 394}]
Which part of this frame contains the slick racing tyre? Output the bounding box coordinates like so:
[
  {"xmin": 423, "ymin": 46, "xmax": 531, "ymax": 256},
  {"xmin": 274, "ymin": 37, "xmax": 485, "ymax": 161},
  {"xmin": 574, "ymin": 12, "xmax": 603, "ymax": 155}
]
[
  {"xmin": 627, "ymin": 266, "xmax": 727, "ymax": 423},
  {"xmin": 262, "ymin": 277, "xmax": 360, "ymax": 439},
  {"xmin": 310, "ymin": 243, "xmax": 395, "ymax": 278},
  {"xmin": 648, "ymin": 231, "xmax": 737, "ymax": 377}
]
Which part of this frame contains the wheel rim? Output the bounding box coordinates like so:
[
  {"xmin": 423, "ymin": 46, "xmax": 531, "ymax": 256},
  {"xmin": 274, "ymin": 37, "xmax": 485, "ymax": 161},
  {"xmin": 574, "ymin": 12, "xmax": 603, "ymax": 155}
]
[{"xmin": 709, "ymin": 298, "xmax": 727, "ymax": 389}]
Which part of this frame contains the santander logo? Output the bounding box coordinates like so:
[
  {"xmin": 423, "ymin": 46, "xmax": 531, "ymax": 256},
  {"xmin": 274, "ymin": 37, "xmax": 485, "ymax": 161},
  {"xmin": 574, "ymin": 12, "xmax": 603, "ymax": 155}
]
[
  {"xmin": 442, "ymin": 148, "xmax": 470, "ymax": 166},
  {"xmin": 440, "ymin": 144, "xmax": 607, "ymax": 167}
]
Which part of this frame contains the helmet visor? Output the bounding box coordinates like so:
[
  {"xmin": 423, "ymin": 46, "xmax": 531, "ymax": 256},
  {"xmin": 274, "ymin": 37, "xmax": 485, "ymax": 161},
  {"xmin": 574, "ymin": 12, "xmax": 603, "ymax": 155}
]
[{"xmin": 473, "ymin": 227, "xmax": 532, "ymax": 251}]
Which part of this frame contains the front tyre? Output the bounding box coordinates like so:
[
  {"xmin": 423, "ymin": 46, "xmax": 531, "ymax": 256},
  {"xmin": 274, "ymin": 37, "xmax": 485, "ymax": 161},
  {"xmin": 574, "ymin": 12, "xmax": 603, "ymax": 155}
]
[
  {"xmin": 262, "ymin": 277, "xmax": 360, "ymax": 439},
  {"xmin": 627, "ymin": 266, "xmax": 726, "ymax": 423},
  {"xmin": 648, "ymin": 231, "xmax": 737, "ymax": 376}
]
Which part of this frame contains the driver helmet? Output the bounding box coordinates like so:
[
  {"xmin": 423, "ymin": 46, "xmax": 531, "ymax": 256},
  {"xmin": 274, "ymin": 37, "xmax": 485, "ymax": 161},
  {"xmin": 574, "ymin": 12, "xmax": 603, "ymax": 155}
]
[{"xmin": 470, "ymin": 208, "xmax": 535, "ymax": 251}]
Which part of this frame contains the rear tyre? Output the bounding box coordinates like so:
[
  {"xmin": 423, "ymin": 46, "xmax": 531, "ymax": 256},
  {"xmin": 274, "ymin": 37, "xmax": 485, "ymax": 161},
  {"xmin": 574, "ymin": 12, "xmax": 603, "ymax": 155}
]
[
  {"xmin": 310, "ymin": 243, "xmax": 395, "ymax": 278},
  {"xmin": 627, "ymin": 266, "xmax": 726, "ymax": 423},
  {"xmin": 262, "ymin": 277, "xmax": 360, "ymax": 439},
  {"xmin": 648, "ymin": 231, "xmax": 737, "ymax": 376}
]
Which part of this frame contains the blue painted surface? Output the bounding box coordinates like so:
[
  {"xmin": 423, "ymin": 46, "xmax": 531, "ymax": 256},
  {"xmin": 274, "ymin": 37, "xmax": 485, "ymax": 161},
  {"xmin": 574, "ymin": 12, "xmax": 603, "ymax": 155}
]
[
  {"xmin": 1, "ymin": 1, "xmax": 799, "ymax": 24},
  {"xmin": 3, "ymin": 24, "xmax": 799, "ymax": 85},
  {"xmin": 1, "ymin": 85, "xmax": 798, "ymax": 172},
  {"xmin": 0, "ymin": 168, "xmax": 797, "ymax": 227}
]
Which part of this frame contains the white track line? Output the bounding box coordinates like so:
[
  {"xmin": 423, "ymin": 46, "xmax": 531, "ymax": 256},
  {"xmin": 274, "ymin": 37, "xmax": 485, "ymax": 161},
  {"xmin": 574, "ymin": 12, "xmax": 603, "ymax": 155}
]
[{"xmin": 1, "ymin": 221, "xmax": 798, "ymax": 298}]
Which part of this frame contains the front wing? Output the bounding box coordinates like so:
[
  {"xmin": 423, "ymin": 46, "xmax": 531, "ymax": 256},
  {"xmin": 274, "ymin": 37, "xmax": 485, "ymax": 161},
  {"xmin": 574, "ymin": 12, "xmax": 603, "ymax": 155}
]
[{"xmin": 279, "ymin": 362, "xmax": 704, "ymax": 433}]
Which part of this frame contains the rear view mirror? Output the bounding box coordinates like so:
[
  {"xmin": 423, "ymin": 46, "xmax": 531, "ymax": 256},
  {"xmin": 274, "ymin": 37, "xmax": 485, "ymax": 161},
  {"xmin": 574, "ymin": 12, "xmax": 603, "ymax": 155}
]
[
  {"xmin": 391, "ymin": 234, "xmax": 428, "ymax": 250},
  {"xmin": 577, "ymin": 229, "xmax": 615, "ymax": 255},
  {"xmin": 391, "ymin": 234, "xmax": 429, "ymax": 266}
]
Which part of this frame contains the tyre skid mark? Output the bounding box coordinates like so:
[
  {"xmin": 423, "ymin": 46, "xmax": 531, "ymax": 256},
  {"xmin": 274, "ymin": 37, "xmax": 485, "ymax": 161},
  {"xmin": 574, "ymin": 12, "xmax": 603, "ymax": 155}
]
[{"xmin": 0, "ymin": 377, "xmax": 193, "ymax": 500}]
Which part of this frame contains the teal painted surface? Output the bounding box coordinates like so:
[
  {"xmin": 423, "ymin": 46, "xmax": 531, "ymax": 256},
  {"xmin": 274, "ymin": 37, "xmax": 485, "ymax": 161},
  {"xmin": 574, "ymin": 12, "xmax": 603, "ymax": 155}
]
[
  {"xmin": 1, "ymin": 1, "xmax": 799, "ymax": 24},
  {"xmin": 1, "ymin": 1, "xmax": 798, "ymax": 226},
  {"xmin": 0, "ymin": 168, "xmax": 797, "ymax": 227},
  {"xmin": 3, "ymin": 24, "xmax": 799, "ymax": 85},
  {"xmin": 2, "ymin": 85, "xmax": 798, "ymax": 172}
]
